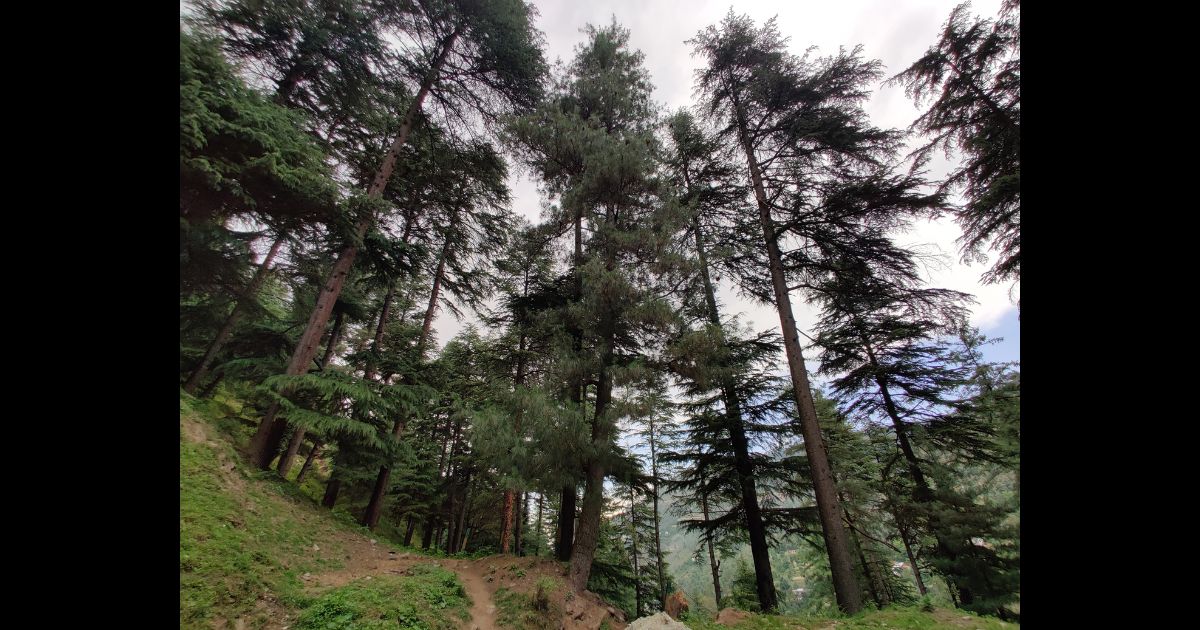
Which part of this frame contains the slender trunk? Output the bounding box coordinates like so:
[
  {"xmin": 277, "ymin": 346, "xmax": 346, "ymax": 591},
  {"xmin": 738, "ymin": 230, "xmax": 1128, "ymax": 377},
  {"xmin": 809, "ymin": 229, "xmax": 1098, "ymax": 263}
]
[
  {"xmin": 515, "ymin": 491, "xmax": 526, "ymax": 556},
  {"xmin": 320, "ymin": 309, "xmax": 346, "ymax": 368},
  {"xmin": 322, "ymin": 478, "xmax": 341, "ymax": 508},
  {"xmin": 198, "ymin": 371, "xmax": 225, "ymax": 399},
  {"xmin": 629, "ymin": 484, "xmax": 643, "ymax": 619},
  {"xmin": 557, "ymin": 203, "xmax": 585, "ymax": 563},
  {"xmin": 841, "ymin": 495, "xmax": 885, "ymax": 608},
  {"xmin": 184, "ymin": 236, "xmax": 285, "ymax": 393},
  {"xmin": 362, "ymin": 461, "xmax": 393, "ymax": 531},
  {"xmin": 296, "ymin": 439, "xmax": 323, "ymax": 484},
  {"xmin": 404, "ymin": 515, "xmax": 417, "ymax": 547},
  {"xmin": 898, "ymin": 522, "xmax": 927, "ymax": 595},
  {"xmin": 447, "ymin": 498, "xmax": 460, "ymax": 555},
  {"xmin": 499, "ymin": 325, "xmax": 530, "ymax": 553},
  {"xmin": 359, "ymin": 212, "xmax": 410, "ymax": 389},
  {"xmin": 363, "ymin": 281, "xmax": 398, "ymax": 382},
  {"xmin": 649, "ymin": 421, "xmax": 666, "ymax": 609},
  {"xmin": 693, "ymin": 209, "xmax": 778, "ymax": 612},
  {"xmin": 455, "ymin": 477, "xmax": 472, "ymax": 552},
  {"xmin": 867, "ymin": 345, "xmax": 963, "ymax": 601},
  {"xmin": 249, "ymin": 24, "xmax": 463, "ymax": 468},
  {"xmin": 851, "ymin": 526, "xmax": 882, "ymax": 608},
  {"xmin": 700, "ymin": 468, "xmax": 722, "ymax": 609},
  {"xmin": 278, "ymin": 310, "xmax": 345, "ymax": 476},
  {"xmin": 725, "ymin": 383, "xmax": 778, "ymax": 613},
  {"xmin": 536, "ymin": 493, "xmax": 544, "ymax": 556},
  {"xmin": 866, "ymin": 346, "xmax": 931, "ymax": 500},
  {"xmin": 422, "ymin": 515, "xmax": 436, "ymax": 549},
  {"xmin": 360, "ymin": 228, "xmax": 450, "ymax": 528},
  {"xmin": 568, "ymin": 342, "xmax": 614, "ymax": 591},
  {"xmin": 557, "ymin": 486, "xmax": 576, "ymax": 561},
  {"xmin": 500, "ymin": 490, "xmax": 516, "ymax": 554},
  {"xmin": 730, "ymin": 86, "xmax": 862, "ymax": 614},
  {"xmin": 418, "ymin": 235, "xmax": 453, "ymax": 357}
]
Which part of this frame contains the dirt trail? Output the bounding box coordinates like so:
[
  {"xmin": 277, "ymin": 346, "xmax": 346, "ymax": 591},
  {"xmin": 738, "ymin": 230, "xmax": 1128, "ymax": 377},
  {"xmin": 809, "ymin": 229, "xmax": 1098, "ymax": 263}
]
[{"xmin": 450, "ymin": 559, "xmax": 499, "ymax": 630}]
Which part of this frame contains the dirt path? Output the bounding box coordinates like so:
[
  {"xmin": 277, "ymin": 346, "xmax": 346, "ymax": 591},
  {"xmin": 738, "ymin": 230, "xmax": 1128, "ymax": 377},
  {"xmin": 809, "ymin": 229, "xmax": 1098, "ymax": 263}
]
[
  {"xmin": 450, "ymin": 559, "xmax": 499, "ymax": 630},
  {"xmin": 305, "ymin": 534, "xmax": 497, "ymax": 629}
]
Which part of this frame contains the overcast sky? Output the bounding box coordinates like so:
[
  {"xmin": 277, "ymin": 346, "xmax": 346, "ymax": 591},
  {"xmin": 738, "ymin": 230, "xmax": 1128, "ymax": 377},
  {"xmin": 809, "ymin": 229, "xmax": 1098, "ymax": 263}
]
[{"xmin": 431, "ymin": 0, "xmax": 1019, "ymax": 365}]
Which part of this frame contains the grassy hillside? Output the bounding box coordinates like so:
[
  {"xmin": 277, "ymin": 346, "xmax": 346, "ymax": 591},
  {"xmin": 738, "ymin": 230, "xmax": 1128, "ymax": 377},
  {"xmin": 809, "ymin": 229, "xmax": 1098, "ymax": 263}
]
[{"xmin": 179, "ymin": 392, "xmax": 470, "ymax": 630}]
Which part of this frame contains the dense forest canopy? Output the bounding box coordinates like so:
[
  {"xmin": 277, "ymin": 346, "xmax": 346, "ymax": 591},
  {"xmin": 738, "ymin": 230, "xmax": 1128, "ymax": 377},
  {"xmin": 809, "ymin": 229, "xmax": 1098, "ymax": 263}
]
[{"xmin": 181, "ymin": 0, "xmax": 1019, "ymax": 623}]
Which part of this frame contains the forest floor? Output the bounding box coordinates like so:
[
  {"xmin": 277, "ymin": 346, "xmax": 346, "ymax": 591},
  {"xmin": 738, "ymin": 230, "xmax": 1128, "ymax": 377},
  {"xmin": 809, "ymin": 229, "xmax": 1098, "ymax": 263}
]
[{"xmin": 180, "ymin": 390, "xmax": 1016, "ymax": 630}]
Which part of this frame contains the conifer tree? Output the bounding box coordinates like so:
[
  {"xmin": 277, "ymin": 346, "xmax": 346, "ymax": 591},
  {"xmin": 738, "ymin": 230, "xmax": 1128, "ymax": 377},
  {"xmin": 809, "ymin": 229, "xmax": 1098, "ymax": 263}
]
[
  {"xmin": 246, "ymin": 0, "xmax": 547, "ymax": 469},
  {"xmin": 661, "ymin": 108, "xmax": 783, "ymax": 612},
  {"xmin": 890, "ymin": 1, "xmax": 1020, "ymax": 287},
  {"xmin": 691, "ymin": 12, "xmax": 946, "ymax": 612},
  {"xmin": 506, "ymin": 21, "xmax": 678, "ymax": 591}
]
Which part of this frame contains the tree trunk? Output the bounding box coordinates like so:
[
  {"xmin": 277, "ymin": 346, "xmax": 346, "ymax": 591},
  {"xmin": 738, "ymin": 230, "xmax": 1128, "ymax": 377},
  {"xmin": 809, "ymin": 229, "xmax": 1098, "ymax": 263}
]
[
  {"xmin": 321, "ymin": 478, "xmax": 341, "ymax": 508},
  {"xmin": 898, "ymin": 522, "xmax": 927, "ymax": 596},
  {"xmin": 568, "ymin": 349, "xmax": 614, "ymax": 591},
  {"xmin": 500, "ymin": 490, "xmax": 516, "ymax": 554},
  {"xmin": 500, "ymin": 323, "xmax": 530, "ymax": 555},
  {"xmin": 535, "ymin": 492, "xmax": 545, "ymax": 556},
  {"xmin": 515, "ymin": 491, "xmax": 526, "ymax": 556},
  {"xmin": 649, "ymin": 420, "xmax": 667, "ymax": 609},
  {"xmin": 362, "ymin": 458, "xmax": 394, "ymax": 531},
  {"xmin": 249, "ymin": 24, "xmax": 464, "ymax": 468},
  {"xmin": 851, "ymin": 527, "xmax": 883, "ymax": 608},
  {"xmin": 868, "ymin": 345, "xmax": 960, "ymax": 602},
  {"xmin": 360, "ymin": 237, "xmax": 450, "ymax": 528},
  {"xmin": 422, "ymin": 515, "xmax": 436, "ymax": 550},
  {"xmin": 841, "ymin": 495, "xmax": 885, "ymax": 608},
  {"xmin": 296, "ymin": 439, "xmax": 323, "ymax": 484},
  {"xmin": 278, "ymin": 310, "xmax": 345, "ymax": 476},
  {"xmin": 725, "ymin": 383, "xmax": 779, "ymax": 613},
  {"xmin": 731, "ymin": 89, "xmax": 862, "ymax": 614},
  {"xmin": 404, "ymin": 515, "xmax": 417, "ymax": 547},
  {"xmin": 184, "ymin": 236, "xmax": 285, "ymax": 394},
  {"xmin": 629, "ymin": 484, "xmax": 643, "ymax": 619},
  {"xmin": 418, "ymin": 235, "xmax": 453, "ymax": 357},
  {"xmin": 693, "ymin": 216, "xmax": 778, "ymax": 613},
  {"xmin": 320, "ymin": 309, "xmax": 346, "ymax": 368},
  {"xmin": 198, "ymin": 370, "xmax": 225, "ymax": 399},
  {"xmin": 455, "ymin": 477, "xmax": 472, "ymax": 552},
  {"xmin": 556, "ymin": 203, "xmax": 586, "ymax": 564},
  {"xmin": 700, "ymin": 469, "xmax": 722, "ymax": 609},
  {"xmin": 363, "ymin": 280, "xmax": 398, "ymax": 382},
  {"xmin": 556, "ymin": 485, "xmax": 576, "ymax": 561},
  {"xmin": 447, "ymin": 498, "xmax": 460, "ymax": 555}
]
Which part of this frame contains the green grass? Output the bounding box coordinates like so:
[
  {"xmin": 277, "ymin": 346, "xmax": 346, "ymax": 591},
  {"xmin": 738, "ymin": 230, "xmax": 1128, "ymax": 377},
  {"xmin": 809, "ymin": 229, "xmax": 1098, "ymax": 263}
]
[
  {"xmin": 494, "ymin": 586, "xmax": 561, "ymax": 630},
  {"xmin": 681, "ymin": 605, "xmax": 1019, "ymax": 630},
  {"xmin": 179, "ymin": 392, "xmax": 470, "ymax": 629},
  {"xmin": 294, "ymin": 566, "xmax": 470, "ymax": 630}
]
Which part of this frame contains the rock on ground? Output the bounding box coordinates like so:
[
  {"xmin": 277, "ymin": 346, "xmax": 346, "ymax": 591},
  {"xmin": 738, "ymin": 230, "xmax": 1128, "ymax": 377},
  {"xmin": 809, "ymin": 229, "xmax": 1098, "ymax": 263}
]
[
  {"xmin": 627, "ymin": 612, "xmax": 690, "ymax": 629},
  {"xmin": 715, "ymin": 608, "xmax": 752, "ymax": 626}
]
